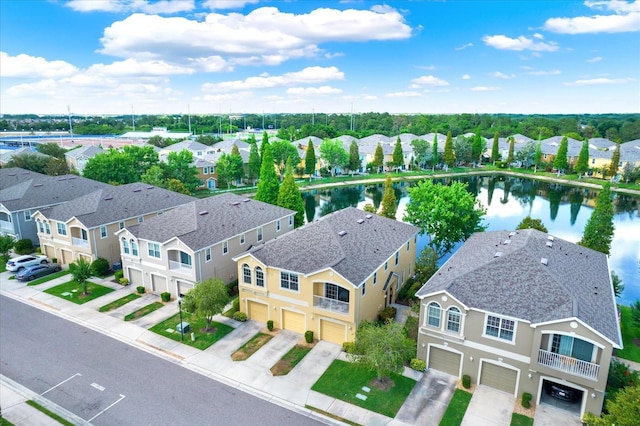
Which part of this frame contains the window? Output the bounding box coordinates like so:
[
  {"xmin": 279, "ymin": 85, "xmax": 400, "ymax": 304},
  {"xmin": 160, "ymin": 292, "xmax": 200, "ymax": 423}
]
[
  {"xmin": 373, "ymin": 272, "xmax": 377, "ymax": 285},
  {"xmin": 222, "ymin": 241, "xmax": 228, "ymax": 255},
  {"xmin": 240, "ymin": 234, "xmax": 245, "ymax": 245},
  {"xmin": 325, "ymin": 283, "xmax": 349, "ymax": 302},
  {"xmin": 100, "ymin": 226, "xmax": 107, "ymax": 239},
  {"xmin": 131, "ymin": 240, "xmax": 138, "ymax": 256},
  {"xmin": 37, "ymin": 220, "xmax": 44, "ymax": 233},
  {"xmin": 196, "ymin": 151, "xmax": 202, "ymax": 157},
  {"xmin": 256, "ymin": 267, "xmax": 264, "ymax": 287},
  {"xmin": 44, "ymin": 222, "xmax": 51, "ymax": 235},
  {"xmin": 406, "ymin": 241, "xmax": 410, "ymax": 251},
  {"xmin": 148, "ymin": 242, "xmax": 160, "ymax": 258},
  {"xmin": 24, "ymin": 210, "xmax": 32, "ymax": 221},
  {"xmin": 384, "ymin": 261, "xmax": 388, "ymax": 271},
  {"xmin": 276, "ymin": 220, "xmax": 281, "ymax": 231},
  {"xmin": 243, "ymin": 264, "xmax": 251, "ymax": 284},
  {"xmin": 395, "ymin": 252, "xmax": 399, "ymax": 266},
  {"xmin": 280, "ymin": 272, "xmax": 299, "ymax": 291},
  {"xmin": 57, "ymin": 222, "xmax": 67, "ymax": 236},
  {"xmin": 485, "ymin": 315, "xmax": 515, "ymax": 342},
  {"xmin": 203, "ymin": 167, "xmax": 208, "ymax": 174},
  {"xmin": 122, "ymin": 237, "xmax": 130, "ymax": 255},
  {"xmin": 180, "ymin": 251, "xmax": 192, "ymax": 266},
  {"xmin": 447, "ymin": 307, "xmax": 461, "ymax": 333},
  {"xmin": 257, "ymin": 227, "xmax": 263, "ymax": 242},
  {"xmin": 289, "ymin": 215, "xmax": 293, "ymax": 227},
  {"xmin": 119, "ymin": 222, "xmax": 125, "ymax": 230},
  {"xmin": 551, "ymin": 335, "xmax": 594, "ymax": 362},
  {"xmin": 205, "ymin": 248, "xmax": 211, "ymax": 262},
  {"xmin": 362, "ymin": 282, "xmax": 366, "ymax": 296},
  {"xmin": 427, "ymin": 302, "xmax": 441, "ymax": 327},
  {"xmin": 138, "ymin": 216, "xmax": 144, "ymax": 223},
  {"xmin": 80, "ymin": 229, "xmax": 88, "ymax": 240}
]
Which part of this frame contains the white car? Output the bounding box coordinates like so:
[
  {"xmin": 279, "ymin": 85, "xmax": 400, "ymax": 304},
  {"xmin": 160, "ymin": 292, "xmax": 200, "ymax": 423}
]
[{"xmin": 5, "ymin": 255, "xmax": 49, "ymax": 272}]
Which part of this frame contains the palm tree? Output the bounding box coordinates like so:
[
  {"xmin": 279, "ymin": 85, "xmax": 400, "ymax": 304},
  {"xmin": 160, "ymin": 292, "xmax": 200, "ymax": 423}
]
[{"xmin": 71, "ymin": 257, "xmax": 93, "ymax": 295}]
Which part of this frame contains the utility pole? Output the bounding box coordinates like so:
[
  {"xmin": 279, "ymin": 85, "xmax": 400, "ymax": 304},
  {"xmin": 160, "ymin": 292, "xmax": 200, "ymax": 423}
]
[
  {"xmin": 67, "ymin": 106, "xmax": 74, "ymax": 143},
  {"xmin": 131, "ymin": 105, "xmax": 136, "ymax": 131},
  {"xmin": 187, "ymin": 104, "xmax": 192, "ymax": 135}
]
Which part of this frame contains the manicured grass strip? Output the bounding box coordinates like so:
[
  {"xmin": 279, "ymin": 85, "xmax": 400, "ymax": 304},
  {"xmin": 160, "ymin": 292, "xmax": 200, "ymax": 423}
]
[
  {"xmin": 511, "ymin": 413, "xmax": 534, "ymax": 426},
  {"xmin": 232, "ymin": 332, "xmax": 273, "ymax": 361},
  {"xmin": 27, "ymin": 270, "xmax": 70, "ymax": 286},
  {"xmin": 44, "ymin": 280, "xmax": 114, "ymax": 304},
  {"xmin": 223, "ymin": 296, "xmax": 239, "ymax": 318},
  {"xmin": 25, "ymin": 400, "xmax": 74, "ymax": 426},
  {"xmin": 305, "ymin": 405, "xmax": 360, "ymax": 426},
  {"xmin": 439, "ymin": 389, "xmax": 473, "ymax": 426},
  {"xmin": 617, "ymin": 305, "xmax": 640, "ymax": 362},
  {"xmin": 271, "ymin": 344, "xmax": 312, "ymax": 376},
  {"xmin": 150, "ymin": 312, "xmax": 233, "ymax": 350},
  {"xmin": 98, "ymin": 293, "xmax": 140, "ymax": 312},
  {"xmin": 124, "ymin": 302, "xmax": 164, "ymax": 321},
  {"xmin": 312, "ymin": 359, "xmax": 416, "ymax": 418}
]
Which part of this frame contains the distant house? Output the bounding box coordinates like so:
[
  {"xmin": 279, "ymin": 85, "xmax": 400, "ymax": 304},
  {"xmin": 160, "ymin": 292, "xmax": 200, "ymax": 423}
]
[
  {"xmin": 116, "ymin": 193, "xmax": 295, "ymax": 297},
  {"xmin": 0, "ymin": 147, "xmax": 52, "ymax": 166},
  {"xmin": 234, "ymin": 207, "xmax": 419, "ymax": 344},
  {"xmin": 0, "ymin": 168, "xmax": 109, "ymax": 244},
  {"xmin": 64, "ymin": 145, "xmax": 104, "ymax": 174},
  {"xmin": 416, "ymin": 229, "xmax": 622, "ymax": 420},
  {"xmin": 33, "ymin": 183, "xmax": 194, "ymax": 266}
]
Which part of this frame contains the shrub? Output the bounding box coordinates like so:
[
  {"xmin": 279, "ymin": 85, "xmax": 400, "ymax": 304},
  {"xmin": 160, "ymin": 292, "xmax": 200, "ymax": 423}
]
[
  {"xmin": 119, "ymin": 278, "xmax": 129, "ymax": 286},
  {"xmin": 522, "ymin": 392, "xmax": 532, "ymax": 408},
  {"xmin": 631, "ymin": 300, "xmax": 640, "ymax": 327},
  {"xmin": 232, "ymin": 297, "xmax": 240, "ymax": 312},
  {"xmin": 14, "ymin": 238, "xmax": 34, "ymax": 255},
  {"xmin": 304, "ymin": 330, "xmax": 314, "ymax": 343},
  {"xmin": 462, "ymin": 374, "xmax": 471, "ymax": 389},
  {"xmin": 407, "ymin": 281, "xmax": 423, "ymax": 299},
  {"xmin": 114, "ymin": 270, "xmax": 123, "ymax": 281},
  {"xmin": 233, "ymin": 311, "xmax": 247, "ymax": 322},
  {"xmin": 160, "ymin": 292, "xmax": 171, "ymax": 302},
  {"xmin": 91, "ymin": 258, "xmax": 110, "ymax": 276},
  {"xmin": 0, "ymin": 235, "xmax": 15, "ymax": 257},
  {"xmin": 343, "ymin": 341, "xmax": 356, "ymax": 353},
  {"xmin": 410, "ymin": 358, "xmax": 426, "ymax": 372},
  {"xmin": 267, "ymin": 320, "xmax": 274, "ymax": 331},
  {"xmin": 136, "ymin": 285, "xmax": 145, "ymax": 294},
  {"xmin": 397, "ymin": 277, "xmax": 416, "ymax": 300},
  {"xmin": 378, "ymin": 306, "xmax": 397, "ymax": 322},
  {"xmin": 226, "ymin": 279, "xmax": 238, "ymax": 296},
  {"xmin": 51, "ymin": 257, "xmax": 58, "ymax": 264}
]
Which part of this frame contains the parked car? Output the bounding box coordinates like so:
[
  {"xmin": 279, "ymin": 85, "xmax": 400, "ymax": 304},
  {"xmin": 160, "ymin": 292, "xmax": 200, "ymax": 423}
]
[
  {"xmin": 544, "ymin": 381, "xmax": 581, "ymax": 403},
  {"xmin": 15, "ymin": 263, "xmax": 61, "ymax": 281},
  {"xmin": 5, "ymin": 255, "xmax": 48, "ymax": 272}
]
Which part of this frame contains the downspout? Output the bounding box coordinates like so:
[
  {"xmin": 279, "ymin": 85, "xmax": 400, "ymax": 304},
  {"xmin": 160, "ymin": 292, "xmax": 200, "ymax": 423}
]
[
  {"xmin": 196, "ymin": 250, "xmax": 201, "ymax": 282},
  {"xmin": 15, "ymin": 212, "xmax": 22, "ymax": 240},
  {"xmin": 91, "ymin": 228, "xmax": 98, "ymax": 260}
]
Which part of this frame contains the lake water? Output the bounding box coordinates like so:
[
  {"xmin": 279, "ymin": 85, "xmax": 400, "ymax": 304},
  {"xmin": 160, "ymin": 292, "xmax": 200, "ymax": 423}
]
[{"xmin": 302, "ymin": 175, "xmax": 640, "ymax": 306}]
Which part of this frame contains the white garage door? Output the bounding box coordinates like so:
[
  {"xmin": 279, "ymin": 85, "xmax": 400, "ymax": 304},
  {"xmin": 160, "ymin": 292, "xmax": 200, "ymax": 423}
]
[
  {"xmin": 480, "ymin": 362, "xmax": 518, "ymax": 395},
  {"xmin": 177, "ymin": 281, "xmax": 194, "ymax": 297},
  {"xmin": 128, "ymin": 268, "xmax": 143, "ymax": 287},
  {"xmin": 428, "ymin": 347, "xmax": 461, "ymax": 377},
  {"xmin": 151, "ymin": 274, "xmax": 167, "ymax": 293}
]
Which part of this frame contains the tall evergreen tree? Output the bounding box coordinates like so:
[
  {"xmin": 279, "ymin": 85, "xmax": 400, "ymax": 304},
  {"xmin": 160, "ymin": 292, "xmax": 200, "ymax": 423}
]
[
  {"xmin": 431, "ymin": 133, "xmax": 439, "ymax": 169},
  {"xmin": 248, "ymin": 140, "xmax": 261, "ymax": 185},
  {"xmin": 277, "ymin": 160, "xmax": 305, "ymax": 227},
  {"xmin": 553, "ymin": 136, "xmax": 569, "ymax": 171},
  {"xmin": 443, "ymin": 131, "xmax": 455, "ymax": 168},
  {"xmin": 471, "ymin": 128, "xmax": 485, "ymax": 164},
  {"xmin": 379, "ymin": 174, "xmax": 397, "ymax": 219},
  {"xmin": 506, "ymin": 136, "xmax": 515, "ymax": 165},
  {"xmin": 491, "ymin": 131, "xmax": 500, "ymax": 163},
  {"xmin": 578, "ymin": 182, "xmax": 615, "ymax": 255},
  {"xmin": 373, "ymin": 142, "xmax": 384, "ymax": 173},
  {"xmin": 575, "ymin": 139, "xmax": 590, "ymax": 178},
  {"xmin": 608, "ymin": 143, "xmax": 621, "ymax": 178},
  {"xmin": 533, "ymin": 142, "xmax": 543, "ymax": 172},
  {"xmin": 392, "ymin": 137, "xmax": 404, "ymax": 170},
  {"xmin": 254, "ymin": 142, "xmax": 279, "ymax": 205},
  {"xmin": 304, "ymin": 139, "xmax": 317, "ymax": 179},
  {"xmin": 349, "ymin": 140, "xmax": 361, "ymax": 174},
  {"xmin": 260, "ymin": 131, "xmax": 270, "ymax": 160},
  {"xmin": 229, "ymin": 144, "xmax": 244, "ymax": 184}
]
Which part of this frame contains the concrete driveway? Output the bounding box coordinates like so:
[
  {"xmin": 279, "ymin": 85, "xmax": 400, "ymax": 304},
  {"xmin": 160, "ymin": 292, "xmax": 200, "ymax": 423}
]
[
  {"xmin": 534, "ymin": 403, "xmax": 582, "ymax": 426},
  {"xmin": 394, "ymin": 369, "xmax": 456, "ymax": 425},
  {"xmin": 461, "ymin": 385, "xmax": 514, "ymax": 426}
]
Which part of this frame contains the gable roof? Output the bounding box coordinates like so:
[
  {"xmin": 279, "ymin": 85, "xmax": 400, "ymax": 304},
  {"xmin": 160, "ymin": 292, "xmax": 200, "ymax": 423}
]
[
  {"xmin": 248, "ymin": 207, "xmax": 419, "ymax": 286},
  {"xmin": 0, "ymin": 148, "xmax": 52, "ymax": 165},
  {"xmin": 64, "ymin": 145, "xmax": 104, "ymax": 159},
  {"xmin": 416, "ymin": 229, "xmax": 621, "ymax": 346},
  {"xmin": 41, "ymin": 182, "xmax": 195, "ymax": 228},
  {"xmin": 125, "ymin": 193, "xmax": 294, "ymax": 251}
]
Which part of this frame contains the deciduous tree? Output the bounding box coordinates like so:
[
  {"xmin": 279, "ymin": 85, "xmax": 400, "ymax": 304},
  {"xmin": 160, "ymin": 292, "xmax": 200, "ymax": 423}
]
[
  {"xmin": 583, "ymin": 385, "xmax": 640, "ymax": 426},
  {"xmin": 533, "ymin": 142, "xmax": 543, "ymax": 172},
  {"xmin": 37, "ymin": 143, "xmax": 66, "ymax": 159},
  {"xmin": 254, "ymin": 143, "xmax": 280, "ymax": 205},
  {"xmin": 271, "ymin": 140, "xmax": 300, "ymax": 177},
  {"xmin": 379, "ymin": 175, "xmax": 397, "ymax": 219},
  {"xmin": 414, "ymin": 247, "xmax": 438, "ymax": 285},
  {"xmin": 471, "ymin": 129, "xmax": 486, "ymax": 164},
  {"xmin": 182, "ymin": 278, "xmax": 230, "ymax": 332},
  {"xmin": 349, "ymin": 140, "xmax": 361, "ymax": 174},
  {"xmin": 83, "ymin": 149, "xmax": 137, "ymax": 184},
  {"xmin": 410, "ymin": 138, "xmax": 430, "ymax": 169},
  {"xmin": 516, "ymin": 216, "xmax": 548, "ymax": 233},
  {"xmin": 578, "ymin": 182, "xmax": 615, "ymax": 255},
  {"xmin": 319, "ymin": 139, "xmax": 348, "ymax": 176},
  {"xmin": 277, "ymin": 161, "xmax": 305, "ymax": 227},
  {"xmin": 44, "ymin": 157, "xmax": 70, "ymax": 176},
  {"xmin": 165, "ymin": 150, "xmax": 200, "ymax": 194}
]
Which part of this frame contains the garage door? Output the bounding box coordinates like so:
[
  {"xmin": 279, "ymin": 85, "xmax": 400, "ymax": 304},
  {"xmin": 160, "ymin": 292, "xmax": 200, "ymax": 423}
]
[
  {"xmin": 320, "ymin": 320, "xmax": 346, "ymax": 344},
  {"xmin": 428, "ymin": 347, "xmax": 461, "ymax": 377},
  {"xmin": 42, "ymin": 245, "xmax": 55, "ymax": 260},
  {"xmin": 151, "ymin": 274, "xmax": 167, "ymax": 293},
  {"xmin": 282, "ymin": 310, "xmax": 305, "ymax": 334},
  {"xmin": 248, "ymin": 301, "xmax": 268, "ymax": 323},
  {"xmin": 61, "ymin": 249, "xmax": 72, "ymax": 265},
  {"xmin": 480, "ymin": 362, "xmax": 518, "ymax": 395},
  {"xmin": 128, "ymin": 268, "xmax": 143, "ymax": 287},
  {"xmin": 177, "ymin": 281, "xmax": 194, "ymax": 297}
]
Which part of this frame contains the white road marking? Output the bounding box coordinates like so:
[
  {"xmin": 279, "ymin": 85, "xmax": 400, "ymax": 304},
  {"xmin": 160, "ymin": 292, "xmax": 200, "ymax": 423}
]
[
  {"xmin": 41, "ymin": 373, "xmax": 81, "ymax": 396},
  {"xmin": 91, "ymin": 382, "xmax": 105, "ymax": 391},
  {"xmin": 87, "ymin": 394, "xmax": 126, "ymax": 422}
]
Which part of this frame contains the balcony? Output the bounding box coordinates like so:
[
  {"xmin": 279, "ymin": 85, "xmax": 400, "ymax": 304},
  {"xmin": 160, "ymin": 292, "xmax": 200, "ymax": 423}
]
[
  {"xmin": 0, "ymin": 220, "xmax": 14, "ymax": 233},
  {"xmin": 72, "ymin": 237, "xmax": 89, "ymax": 248},
  {"xmin": 314, "ymin": 295, "xmax": 349, "ymax": 315},
  {"xmin": 169, "ymin": 260, "xmax": 192, "ymax": 274},
  {"xmin": 538, "ymin": 349, "xmax": 600, "ymax": 380}
]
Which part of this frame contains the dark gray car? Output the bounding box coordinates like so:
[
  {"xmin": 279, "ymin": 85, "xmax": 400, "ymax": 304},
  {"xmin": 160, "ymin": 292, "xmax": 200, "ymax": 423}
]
[{"xmin": 15, "ymin": 263, "xmax": 61, "ymax": 281}]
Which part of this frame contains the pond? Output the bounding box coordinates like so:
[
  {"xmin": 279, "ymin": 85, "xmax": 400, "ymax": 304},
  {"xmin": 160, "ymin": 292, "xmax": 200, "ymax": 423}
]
[{"xmin": 302, "ymin": 175, "xmax": 640, "ymax": 306}]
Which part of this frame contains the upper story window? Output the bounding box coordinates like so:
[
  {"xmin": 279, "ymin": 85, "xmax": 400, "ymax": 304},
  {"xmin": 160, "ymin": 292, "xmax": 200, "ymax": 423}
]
[
  {"xmin": 24, "ymin": 210, "xmax": 32, "ymax": 221},
  {"xmin": 276, "ymin": 220, "xmax": 281, "ymax": 231},
  {"xmin": 243, "ymin": 264, "xmax": 251, "ymax": 284},
  {"xmin": 37, "ymin": 220, "xmax": 44, "ymax": 233},
  {"xmin": 373, "ymin": 272, "xmax": 377, "ymax": 285},
  {"xmin": 131, "ymin": 240, "xmax": 139, "ymax": 256},
  {"xmin": 257, "ymin": 227, "xmax": 263, "ymax": 242},
  {"xmin": 57, "ymin": 222, "xmax": 67, "ymax": 236},
  {"xmin": 395, "ymin": 251, "xmax": 399, "ymax": 266},
  {"xmin": 223, "ymin": 241, "xmax": 228, "ymax": 255},
  {"xmin": 427, "ymin": 302, "xmax": 441, "ymax": 328},
  {"xmin": 240, "ymin": 233, "xmax": 245, "ymax": 245},
  {"xmin": 148, "ymin": 242, "xmax": 161, "ymax": 258},
  {"xmin": 280, "ymin": 271, "xmax": 299, "ymax": 291},
  {"xmin": 289, "ymin": 215, "xmax": 293, "ymax": 227},
  {"xmin": 205, "ymin": 248, "xmax": 211, "ymax": 262},
  {"xmin": 122, "ymin": 237, "xmax": 130, "ymax": 255},
  {"xmin": 44, "ymin": 222, "xmax": 50, "ymax": 234},
  {"xmin": 138, "ymin": 216, "xmax": 144, "ymax": 223},
  {"xmin": 485, "ymin": 315, "xmax": 515, "ymax": 342},
  {"xmin": 203, "ymin": 167, "xmax": 208, "ymax": 174},
  {"xmin": 447, "ymin": 307, "xmax": 461, "ymax": 333},
  {"xmin": 100, "ymin": 226, "xmax": 108, "ymax": 239},
  {"xmin": 119, "ymin": 222, "xmax": 125, "ymax": 230},
  {"xmin": 384, "ymin": 261, "xmax": 388, "ymax": 271},
  {"xmin": 362, "ymin": 282, "xmax": 366, "ymax": 296},
  {"xmin": 406, "ymin": 241, "xmax": 410, "ymax": 251},
  {"xmin": 256, "ymin": 267, "xmax": 264, "ymax": 287}
]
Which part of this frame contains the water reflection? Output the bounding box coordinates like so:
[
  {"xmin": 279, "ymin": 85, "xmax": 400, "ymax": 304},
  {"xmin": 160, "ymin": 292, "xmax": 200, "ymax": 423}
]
[{"xmin": 302, "ymin": 176, "xmax": 640, "ymax": 305}]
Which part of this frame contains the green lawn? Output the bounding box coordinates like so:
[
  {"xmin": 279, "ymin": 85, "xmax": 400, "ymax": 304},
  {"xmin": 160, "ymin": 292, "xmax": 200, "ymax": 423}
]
[
  {"xmin": 98, "ymin": 293, "xmax": 140, "ymax": 312},
  {"xmin": 44, "ymin": 280, "xmax": 114, "ymax": 304},
  {"xmin": 26, "ymin": 400, "xmax": 74, "ymax": 426},
  {"xmin": 311, "ymin": 359, "xmax": 416, "ymax": 418},
  {"xmin": 124, "ymin": 302, "xmax": 164, "ymax": 321},
  {"xmin": 149, "ymin": 312, "xmax": 233, "ymax": 350},
  {"xmin": 27, "ymin": 269, "xmax": 70, "ymax": 286},
  {"xmin": 511, "ymin": 413, "xmax": 534, "ymax": 426},
  {"xmin": 439, "ymin": 389, "xmax": 473, "ymax": 426},
  {"xmin": 617, "ymin": 305, "xmax": 640, "ymax": 362}
]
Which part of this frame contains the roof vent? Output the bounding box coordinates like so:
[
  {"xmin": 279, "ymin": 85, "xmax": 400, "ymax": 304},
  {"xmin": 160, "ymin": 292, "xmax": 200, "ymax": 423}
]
[
  {"xmin": 365, "ymin": 214, "xmax": 373, "ymax": 219},
  {"xmin": 494, "ymin": 251, "xmax": 503, "ymax": 257},
  {"xmin": 57, "ymin": 177, "xmax": 67, "ymax": 181},
  {"xmin": 338, "ymin": 230, "xmax": 347, "ymax": 236},
  {"xmin": 508, "ymin": 231, "xmax": 516, "ymax": 238},
  {"xmin": 546, "ymin": 241, "xmax": 553, "ymax": 248},
  {"xmin": 231, "ymin": 201, "xmax": 240, "ymax": 206},
  {"xmin": 357, "ymin": 219, "xmax": 365, "ymax": 224},
  {"xmin": 133, "ymin": 189, "xmax": 141, "ymax": 192},
  {"xmin": 503, "ymin": 239, "xmax": 511, "ymax": 245},
  {"xmin": 33, "ymin": 183, "xmax": 43, "ymax": 187},
  {"xmin": 146, "ymin": 186, "xmax": 154, "ymax": 189},
  {"xmin": 243, "ymin": 199, "xmax": 250, "ymax": 202},
  {"xmin": 547, "ymin": 235, "xmax": 554, "ymax": 241},
  {"xmin": 198, "ymin": 211, "xmax": 209, "ymax": 215},
  {"xmin": 541, "ymin": 257, "xmax": 548, "ymax": 266},
  {"xmin": 104, "ymin": 196, "xmax": 113, "ymax": 201}
]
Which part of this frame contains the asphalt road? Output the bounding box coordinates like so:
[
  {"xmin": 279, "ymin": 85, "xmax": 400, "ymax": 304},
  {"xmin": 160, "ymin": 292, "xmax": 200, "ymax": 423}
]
[{"xmin": 0, "ymin": 295, "xmax": 323, "ymax": 425}]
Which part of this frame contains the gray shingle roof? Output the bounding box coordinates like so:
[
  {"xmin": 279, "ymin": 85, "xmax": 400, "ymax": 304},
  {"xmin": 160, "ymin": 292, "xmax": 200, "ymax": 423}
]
[
  {"xmin": 44, "ymin": 182, "xmax": 195, "ymax": 228},
  {"xmin": 416, "ymin": 229, "xmax": 621, "ymax": 346},
  {"xmin": 64, "ymin": 145, "xmax": 104, "ymax": 159},
  {"xmin": 249, "ymin": 207, "xmax": 419, "ymax": 286},
  {"xmin": 126, "ymin": 193, "xmax": 295, "ymax": 251}
]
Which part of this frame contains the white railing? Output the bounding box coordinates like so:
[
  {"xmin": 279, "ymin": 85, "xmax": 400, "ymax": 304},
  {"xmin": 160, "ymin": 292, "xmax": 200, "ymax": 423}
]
[
  {"xmin": 0, "ymin": 220, "xmax": 14, "ymax": 232},
  {"xmin": 313, "ymin": 295, "xmax": 349, "ymax": 315},
  {"xmin": 538, "ymin": 349, "xmax": 600, "ymax": 380},
  {"xmin": 72, "ymin": 237, "xmax": 89, "ymax": 248},
  {"xmin": 169, "ymin": 260, "xmax": 192, "ymax": 272}
]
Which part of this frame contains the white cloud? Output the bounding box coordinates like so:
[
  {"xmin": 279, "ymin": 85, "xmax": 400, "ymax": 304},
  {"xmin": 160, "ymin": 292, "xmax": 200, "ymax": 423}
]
[
  {"xmin": 0, "ymin": 52, "xmax": 78, "ymax": 78},
  {"xmin": 86, "ymin": 58, "xmax": 195, "ymax": 76},
  {"xmin": 203, "ymin": 91, "xmax": 253, "ymax": 102},
  {"xmin": 66, "ymin": 0, "xmax": 195, "ymax": 14},
  {"xmin": 544, "ymin": 0, "xmax": 640, "ymax": 34},
  {"xmin": 533, "ymin": 33, "xmax": 544, "ymax": 39},
  {"xmin": 455, "ymin": 42, "xmax": 473, "ymax": 50},
  {"xmin": 410, "ymin": 75, "xmax": 449, "ymax": 87},
  {"xmin": 492, "ymin": 71, "xmax": 515, "ymax": 79},
  {"xmin": 587, "ymin": 56, "xmax": 603, "ymax": 62},
  {"xmin": 470, "ymin": 86, "xmax": 501, "ymax": 91},
  {"xmin": 415, "ymin": 65, "xmax": 435, "ymax": 70},
  {"xmin": 483, "ymin": 35, "xmax": 559, "ymax": 51},
  {"xmin": 363, "ymin": 95, "xmax": 379, "ymax": 100},
  {"xmin": 286, "ymin": 86, "xmax": 342, "ymax": 95},
  {"xmin": 202, "ymin": 66, "xmax": 344, "ymax": 92},
  {"xmin": 525, "ymin": 69, "xmax": 562, "ymax": 76},
  {"xmin": 462, "ymin": 74, "xmax": 471, "ymax": 80},
  {"xmin": 386, "ymin": 91, "xmax": 421, "ymax": 97},
  {"xmin": 564, "ymin": 77, "xmax": 636, "ymax": 85},
  {"xmin": 202, "ymin": 0, "xmax": 260, "ymax": 10}
]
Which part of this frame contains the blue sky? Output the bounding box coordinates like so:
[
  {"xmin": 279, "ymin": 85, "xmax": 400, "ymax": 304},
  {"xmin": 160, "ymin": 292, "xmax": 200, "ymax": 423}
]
[{"xmin": 1, "ymin": 0, "xmax": 639, "ymax": 115}]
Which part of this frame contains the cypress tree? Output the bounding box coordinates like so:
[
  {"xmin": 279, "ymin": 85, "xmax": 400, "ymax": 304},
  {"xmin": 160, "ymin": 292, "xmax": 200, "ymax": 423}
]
[
  {"xmin": 507, "ymin": 136, "xmax": 515, "ymax": 165},
  {"xmin": 349, "ymin": 140, "xmax": 361, "ymax": 174},
  {"xmin": 471, "ymin": 128, "xmax": 484, "ymax": 164},
  {"xmin": 443, "ymin": 131, "xmax": 455, "ymax": 168},
  {"xmin": 392, "ymin": 137, "xmax": 404, "ymax": 170},
  {"xmin": 431, "ymin": 133, "xmax": 438, "ymax": 169},
  {"xmin": 533, "ymin": 142, "xmax": 542, "ymax": 171},
  {"xmin": 374, "ymin": 142, "xmax": 384, "ymax": 173},
  {"xmin": 304, "ymin": 139, "xmax": 316, "ymax": 179},
  {"xmin": 491, "ymin": 131, "xmax": 500, "ymax": 163},
  {"xmin": 248, "ymin": 140, "xmax": 261, "ymax": 185},
  {"xmin": 553, "ymin": 136, "xmax": 569, "ymax": 171},
  {"xmin": 260, "ymin": 131, "xmax": 270, "ymax": 160},
  {"xmin": 277, "ymin": 160, "xmax": 305, "ymax": 227},
  {"xmin": 379, "ymin": 174, "xmax": 397, "ymax": 219},
  {"xmin": 608, "ymin": 143, "xmax": 621, "ymax": 178},
  {"xmin": 255, "ymin": 143, "xmax": 279, "ymax": 205},
  {"xmin": 575, "ymin": 139, "xmax": 590, "ymax": 178},
  {"xmin": 578, "ymin": 182, "xmax": 615, "ymax": 255}
]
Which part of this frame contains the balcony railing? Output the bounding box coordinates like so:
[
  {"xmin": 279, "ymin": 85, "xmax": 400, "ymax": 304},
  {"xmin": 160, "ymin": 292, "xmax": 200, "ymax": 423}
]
[
  {"xmin": 313, "ymin": 295, "xmax": 349, "ymax": 315},
  {"xmin": 538, "ymin": 349, "xmax": 600, "ymax": 380},
  {"xmin": 0, "ymin": 220, "xmax": 14, "ymax": 233},
  {"xmin": 72, "ymin": 237, "xmax": 89, "ymax": 248},
  {"xmin": 169, "ymin": 260, "xmax": 192, "ymax": 273}
]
